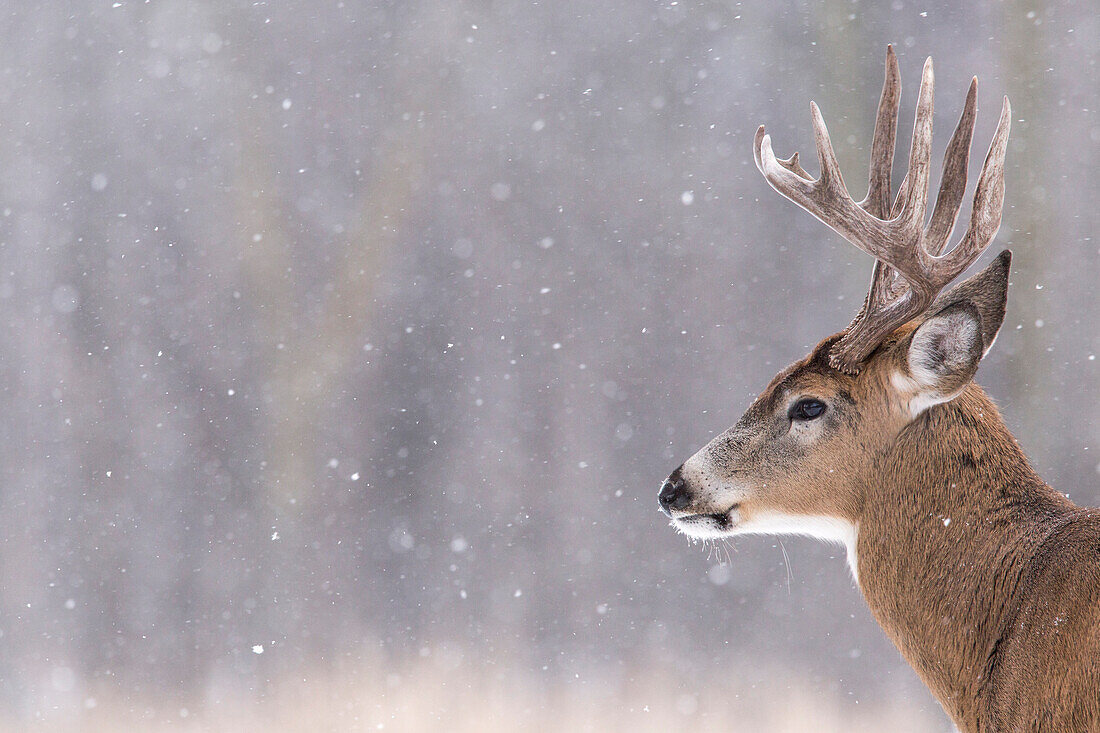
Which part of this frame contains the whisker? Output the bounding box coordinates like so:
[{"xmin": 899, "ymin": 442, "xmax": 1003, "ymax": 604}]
[{"xmin": 778, "ymin": 539, "xmax": 792, "ymax": 596}]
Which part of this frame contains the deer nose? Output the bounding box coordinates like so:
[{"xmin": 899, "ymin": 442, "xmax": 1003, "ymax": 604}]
[{"xmin": 658, "ymin": 467, "xmax": 691, "ymax": 515}]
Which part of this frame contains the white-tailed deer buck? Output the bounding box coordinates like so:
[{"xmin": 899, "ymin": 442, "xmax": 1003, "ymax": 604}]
[{"xmin": 659, "ymin": 47, "xmax": 1100, "ymax": 732}]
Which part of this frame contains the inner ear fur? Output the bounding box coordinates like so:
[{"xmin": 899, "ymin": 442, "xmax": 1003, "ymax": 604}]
[
  {"xmin": 907, "ymin": 301, "xmax": 984, "ymax": 394},
  {"xmin": 926, "ymin": 249, "xmax": 1011, "ymax": 356}
]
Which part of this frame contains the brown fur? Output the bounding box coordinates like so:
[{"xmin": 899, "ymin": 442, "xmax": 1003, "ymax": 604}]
[{"xmin": 859, "ymin": 381, "xmax": 1100, "ymax": 731}]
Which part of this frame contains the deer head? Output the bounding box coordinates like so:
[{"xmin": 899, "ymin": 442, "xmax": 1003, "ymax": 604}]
[{"xmin": 658, "ymin": 46, "xmax": 1012, "ymax": 557}]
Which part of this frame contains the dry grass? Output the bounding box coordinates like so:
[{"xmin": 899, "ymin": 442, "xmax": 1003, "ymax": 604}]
[{"xmin": 4, "ymin": 658, "xmax": 950, "ymax": 732}]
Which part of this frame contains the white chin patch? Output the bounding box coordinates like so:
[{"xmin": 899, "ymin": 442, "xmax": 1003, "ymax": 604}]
[
  {"xmin": 670, "ymin": 506, "xmax": 742, "ymax": 540},
  {"xmin": 675, "ymin": 509, "xmax": 861, "ymax": 584}
]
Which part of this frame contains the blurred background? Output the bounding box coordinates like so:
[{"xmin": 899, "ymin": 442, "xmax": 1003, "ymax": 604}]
[{"xmin": 0, "ymin": 1, "xmax": 1096, "ymax": 731}]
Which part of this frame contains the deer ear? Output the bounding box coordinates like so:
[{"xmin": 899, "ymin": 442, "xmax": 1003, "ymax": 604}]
[
  {"xmin": 906, "ymin": 301, "xmax": 984, "ymax": 398},
  {"xmin": 927, "ymin": 249, "xmax": 1011, "ymax": 356},
  {"xmin": 902, "ymin": 252, "xmax": 1010, "ymax": 412}
]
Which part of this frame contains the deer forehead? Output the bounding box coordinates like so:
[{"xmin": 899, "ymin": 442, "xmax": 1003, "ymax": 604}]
[
  {"xmin": 760, "ymin": 373, "xmax": 843, "ymax": 407},
  {"xmin": 753, "ymin": 339, "xmax": 892, "ymax": 409}
]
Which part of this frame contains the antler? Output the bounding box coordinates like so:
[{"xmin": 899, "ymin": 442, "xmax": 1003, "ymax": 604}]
[{"xmin": 753, "ymin": 46, "xmax": 1012, "ymax": 373}]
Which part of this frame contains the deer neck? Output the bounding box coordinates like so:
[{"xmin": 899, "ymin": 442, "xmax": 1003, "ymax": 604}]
[{"xmin": 854, "ymin": 383, "xmax": 1073, "ymax": 726}]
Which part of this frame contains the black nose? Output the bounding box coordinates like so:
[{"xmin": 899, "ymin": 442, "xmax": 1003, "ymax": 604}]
[{"xmin": 658, "ymin": 466, "xmax": 691, "ymax": 515}]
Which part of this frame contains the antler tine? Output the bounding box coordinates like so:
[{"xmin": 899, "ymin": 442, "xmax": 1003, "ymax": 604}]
[
  {"xmin": 933, "ymin": 96, "xmax": 1012, "ymax": 280},
  {"xmin": 859, "ymin": 44, "xmax": 901, "ymax": 219},
  {"xmin": 779, "ymin": 151, "xmax": 811, "ymax": 179},
  {"xmin": 896, "ymin": 57, "xmax": 936, "ymax": 234},
  {"xmin": 810, "ymin": 101, "xmax": 847, "ymax": 189},
  {"xmin": 924, "ymin": 77, "xmax": 979, "ymax": 256},
  {"xmin": 857, "ymin": 47, "xmax": 905, "ymax": 330}
]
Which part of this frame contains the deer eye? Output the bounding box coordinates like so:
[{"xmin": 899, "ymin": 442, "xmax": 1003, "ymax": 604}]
[{"xmin": 789, "ymin": 398, "xmax": 827, "ymax": 421}]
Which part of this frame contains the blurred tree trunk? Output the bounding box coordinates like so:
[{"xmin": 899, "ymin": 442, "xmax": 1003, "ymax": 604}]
[
  {"xmin": 997, "ymin": 1, "xmax": 1059, "ymax": 473},
  {"xmin": 231, "ymin": 0, "xmax": 463, "ymax": 664}
]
